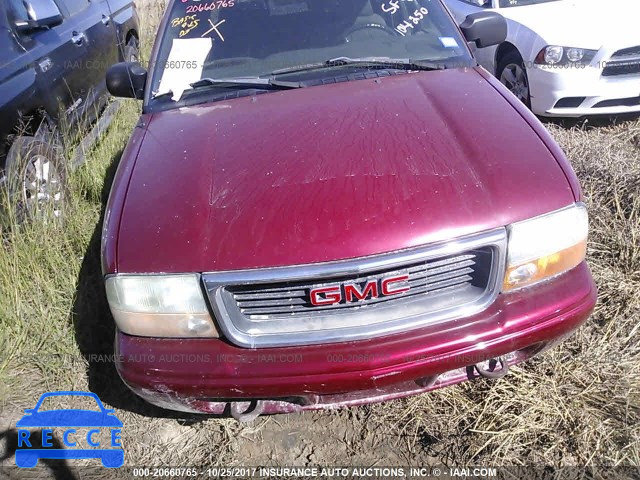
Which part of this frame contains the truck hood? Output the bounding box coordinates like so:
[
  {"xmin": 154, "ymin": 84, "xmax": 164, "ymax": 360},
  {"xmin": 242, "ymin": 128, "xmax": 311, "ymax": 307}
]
[
  {"xmin": 499, "ymin": 0, "xmax": 640, "ymax": 50},
  {"xmin": 117, "ymin": 68, "xmax": 575, "ymax": 273}
]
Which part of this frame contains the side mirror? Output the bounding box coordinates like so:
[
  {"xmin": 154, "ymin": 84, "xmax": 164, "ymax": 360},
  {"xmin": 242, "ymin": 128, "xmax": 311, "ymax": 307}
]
[
  {"xmin": 15, "ymin": 0, "xmax": 63, "ymax": 33},
  {"xmin": 460, "ymin": 11, "xmax": 507, "ymax": 48},
  {"xmin": 106, "ymin": 62, "xmax": 147, "ymax": 100}
]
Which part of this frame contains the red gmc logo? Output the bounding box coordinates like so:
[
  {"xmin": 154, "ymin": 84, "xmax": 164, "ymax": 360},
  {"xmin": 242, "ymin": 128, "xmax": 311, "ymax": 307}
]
[{"xmin": 309, "ymin": 275, "xmax": 410, "ymax": 306}]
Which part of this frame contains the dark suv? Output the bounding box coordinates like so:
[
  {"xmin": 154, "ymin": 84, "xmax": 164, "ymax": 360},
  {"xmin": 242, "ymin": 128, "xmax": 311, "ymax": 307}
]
[{"xmin": 0, "ymin": 0, "xmax": 139, "ymax": 218}]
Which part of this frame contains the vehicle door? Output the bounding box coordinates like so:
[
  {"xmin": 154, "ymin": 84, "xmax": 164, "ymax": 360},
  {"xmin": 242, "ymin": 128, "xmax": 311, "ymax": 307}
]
[
  {"xmin": 444, "ymin": 0, "xmax": 497, "ymax": 70},
  {"xmin": 53, "ymin": 0, "xmax": 119, "ymax": 122},
  {"xmin": 5, "ymin": 0, "xmax": 89, "ymax": 127}
]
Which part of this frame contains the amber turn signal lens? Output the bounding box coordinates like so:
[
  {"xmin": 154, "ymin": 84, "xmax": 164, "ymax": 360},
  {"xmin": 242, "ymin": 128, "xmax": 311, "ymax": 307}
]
[{"xmin": 503, "ymin": 240, "xmax": 587, "ymax": 291}]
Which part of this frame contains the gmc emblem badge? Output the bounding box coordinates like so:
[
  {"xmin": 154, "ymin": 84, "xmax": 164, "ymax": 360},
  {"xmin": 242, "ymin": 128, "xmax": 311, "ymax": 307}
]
[{"xmin": 309, "ymin": 275, "xmax": 410, "ymax": 306}]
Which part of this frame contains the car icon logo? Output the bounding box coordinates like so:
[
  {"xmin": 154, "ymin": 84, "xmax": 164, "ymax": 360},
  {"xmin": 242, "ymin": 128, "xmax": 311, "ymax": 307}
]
[{"xmin": 15, "ymin": 391, "xmax": 123, "ymax": 468}]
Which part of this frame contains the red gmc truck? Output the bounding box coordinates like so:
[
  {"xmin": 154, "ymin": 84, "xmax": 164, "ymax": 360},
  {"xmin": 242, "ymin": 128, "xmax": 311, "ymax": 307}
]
[{"xmin": 103, "ymin": 0, "xmax": 596, "ymax": 421}]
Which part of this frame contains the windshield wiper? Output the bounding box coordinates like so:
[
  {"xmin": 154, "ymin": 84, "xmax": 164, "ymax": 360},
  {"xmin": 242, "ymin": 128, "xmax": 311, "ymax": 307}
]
[
  {"xmin": 153, "ymin": 59, "xmax": 446, "ymax": 101},
  {"xmin": 190, "ymin": 77, "xmax": 302, "ymax": 90},
  {"xmin": 152, "ymin": 90, "xmax": 175, "ymax": 100},
  {"xmin": 152, "ymin": 77, "xmax": 301, "ymax": 101},
  {"xmin": 271, "ymin": 57, "xmax": 449, "ymax": 76}
]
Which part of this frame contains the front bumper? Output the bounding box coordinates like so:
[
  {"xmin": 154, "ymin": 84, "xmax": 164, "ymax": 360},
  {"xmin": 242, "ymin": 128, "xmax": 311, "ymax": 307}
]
[
  {"xmin": 115, "ymin": 262, "xmax": 596, "ymax": 415},
  {"xmin": 528, "ymin": 64, "xmax": 640, "ymax": 117}
]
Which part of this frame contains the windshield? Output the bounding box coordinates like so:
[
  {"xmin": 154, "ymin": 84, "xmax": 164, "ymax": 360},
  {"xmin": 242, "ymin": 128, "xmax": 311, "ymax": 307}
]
[
  {"xmin": 498, "ymin": 0, "xmax": 561, "ymax": 7},
  {"xmin": 149, "ymin": 0, "xmax": 472, "ymax": 104}
]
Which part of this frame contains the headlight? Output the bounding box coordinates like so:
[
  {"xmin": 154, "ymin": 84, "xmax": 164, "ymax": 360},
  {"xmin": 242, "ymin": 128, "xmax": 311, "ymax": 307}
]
[
  {"xmin": 105, "ymin": 274, "xmax": 219, "ymax": 337},
  {"xmin": 535, "ymin": 46, "xmax": 597, "ymax": 66},
  {"xmin": 503, "ymin": 204, "xmax": 588, "ymax": 291},
  {"xmin": 566, "ymin": 47, "xmax": 585, "ymax": 62},
  {"xmin": 543, "ymin": 46, "xmax": 564, "ymax": 64}
]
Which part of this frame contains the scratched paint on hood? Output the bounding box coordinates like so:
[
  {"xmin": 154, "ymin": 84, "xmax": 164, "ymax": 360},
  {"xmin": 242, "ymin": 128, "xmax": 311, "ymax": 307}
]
[{"xmin": 117, "ymin": 68, "xmax": 574, "ymax": 273}]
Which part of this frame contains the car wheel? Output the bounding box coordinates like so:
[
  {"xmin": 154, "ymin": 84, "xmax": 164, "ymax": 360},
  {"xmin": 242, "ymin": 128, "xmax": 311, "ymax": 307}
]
[
  {"xmin": 5, "ymin": 135, "xmax": 66, "ymax": 222},
  {"xmin": 497, "ymin": 51, "xmax": 531, "ymax": 107},
  {"xmin": 124, "ymin": 36, "xmax": 140, "ymax": 63}
]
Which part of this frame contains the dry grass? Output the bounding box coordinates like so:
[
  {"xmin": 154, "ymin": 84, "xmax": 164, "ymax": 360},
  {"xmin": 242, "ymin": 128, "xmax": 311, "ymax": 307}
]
[
  {"xmin": 0, "ymin": 1, "xmax": 639, "ymax": 474},
  {"xmin": 358, "ymin": 119, "xmax": 640, "ymax": 468}
]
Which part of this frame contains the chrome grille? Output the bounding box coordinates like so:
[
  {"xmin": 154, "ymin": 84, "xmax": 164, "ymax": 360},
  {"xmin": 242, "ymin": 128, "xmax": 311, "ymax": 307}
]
[
  {"xmin": 203, "ymin": 228, "xmax": 507, "ymax": 348},
  {"xmin": 231, "ymin": 252, "xmax": 481, "ymax": 318},
  {"xmin": 603, "ymin": 46, "xmax": 640, "ymax": 77}
]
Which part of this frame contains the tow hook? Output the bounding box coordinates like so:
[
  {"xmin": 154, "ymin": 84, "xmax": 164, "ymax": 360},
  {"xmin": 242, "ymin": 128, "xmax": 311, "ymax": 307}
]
[
  {"xmin": 229, "ymin": 400, "xmax": 266, "ymax": 422},
  {"xmin": 474, "ymin": 356, "xmax": 509, "ymax": 379}
]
